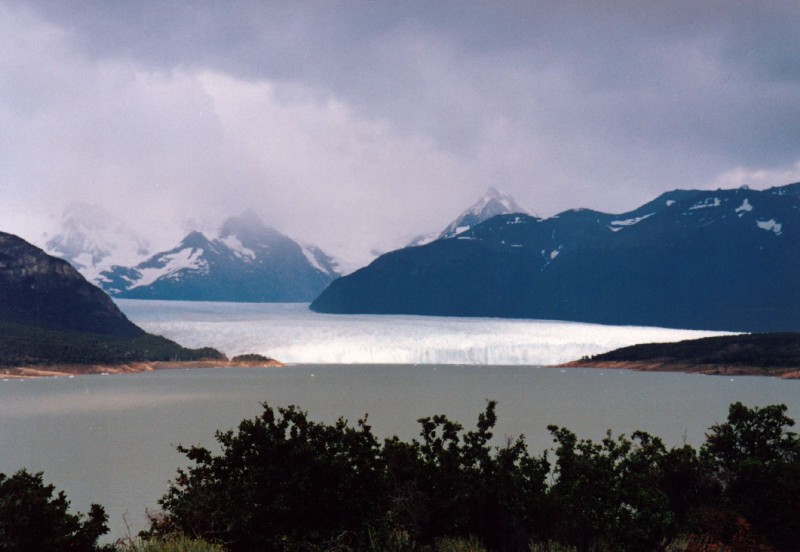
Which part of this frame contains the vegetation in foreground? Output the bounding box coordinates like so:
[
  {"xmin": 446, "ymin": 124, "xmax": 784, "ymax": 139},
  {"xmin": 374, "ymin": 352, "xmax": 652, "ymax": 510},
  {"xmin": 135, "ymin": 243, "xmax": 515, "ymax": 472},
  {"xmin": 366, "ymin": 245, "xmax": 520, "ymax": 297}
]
[
  {"xmin": 0, "ymin": 320, "xmax": 224, "ymax": 367},
  {"xmin": 2, "ymin": 401, "xmax": 799, "ymax": 551}
]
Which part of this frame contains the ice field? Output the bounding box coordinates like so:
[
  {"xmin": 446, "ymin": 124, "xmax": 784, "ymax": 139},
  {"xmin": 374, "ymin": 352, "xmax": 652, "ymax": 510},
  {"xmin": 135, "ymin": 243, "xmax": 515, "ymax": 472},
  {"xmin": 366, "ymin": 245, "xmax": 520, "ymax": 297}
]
[{"xmin": 117, "ymin": 300, "xmax": 730, "ymax": 365}]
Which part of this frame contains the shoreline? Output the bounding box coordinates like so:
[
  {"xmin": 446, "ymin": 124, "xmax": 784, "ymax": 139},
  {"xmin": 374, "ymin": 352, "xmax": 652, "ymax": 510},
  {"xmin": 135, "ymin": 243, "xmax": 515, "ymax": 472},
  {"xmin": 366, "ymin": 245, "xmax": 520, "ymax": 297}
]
[
  {"xmin": 0, "ymin": 358, "xmax": 284, "ymax": 379},
  {"xmin": 557, "ymin": 360, "xmax": 800, "ymax": 379}
]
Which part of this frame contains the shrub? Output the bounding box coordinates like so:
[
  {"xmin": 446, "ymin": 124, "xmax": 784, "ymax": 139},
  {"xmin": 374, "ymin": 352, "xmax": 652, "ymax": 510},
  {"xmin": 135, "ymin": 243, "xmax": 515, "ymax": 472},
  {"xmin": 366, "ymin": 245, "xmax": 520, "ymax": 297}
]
[
  {"xmin": 154, "ymin": 404, "xmax": 385, "ymax": 551},
  {"xmin": 118, "ymin": 535, "xmax": 225, "ymax": 552},
  {"xmin": 0, "ymin": 469, "xmax": 111, "ymax": 552}
]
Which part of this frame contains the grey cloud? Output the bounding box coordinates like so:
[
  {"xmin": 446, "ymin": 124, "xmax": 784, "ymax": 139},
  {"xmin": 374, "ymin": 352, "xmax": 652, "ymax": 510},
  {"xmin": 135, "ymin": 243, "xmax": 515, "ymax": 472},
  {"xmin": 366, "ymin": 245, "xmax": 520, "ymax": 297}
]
[{"xmin": 3, "ymin": 1, "xmax": 800, "ymax": 266}]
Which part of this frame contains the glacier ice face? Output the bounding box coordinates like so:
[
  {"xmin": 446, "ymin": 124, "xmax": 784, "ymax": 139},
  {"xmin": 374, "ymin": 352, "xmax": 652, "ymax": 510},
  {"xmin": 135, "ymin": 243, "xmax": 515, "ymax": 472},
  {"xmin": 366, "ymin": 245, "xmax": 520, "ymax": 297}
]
[{"xmin": 118, "ymin": 300, "xmax": 730, "ymax": 366}]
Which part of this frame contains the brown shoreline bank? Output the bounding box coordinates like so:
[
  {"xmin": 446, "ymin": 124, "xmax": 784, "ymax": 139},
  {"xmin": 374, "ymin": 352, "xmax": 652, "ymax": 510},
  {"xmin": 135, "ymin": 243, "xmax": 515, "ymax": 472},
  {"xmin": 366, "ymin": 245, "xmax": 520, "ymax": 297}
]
[
  {"xmin": 0, "ymin": 358, "xmax": 285, "ymax": 379},
  {"xmin": 557, "ymin": 360, "xmax": 800, "ymax": 380}
]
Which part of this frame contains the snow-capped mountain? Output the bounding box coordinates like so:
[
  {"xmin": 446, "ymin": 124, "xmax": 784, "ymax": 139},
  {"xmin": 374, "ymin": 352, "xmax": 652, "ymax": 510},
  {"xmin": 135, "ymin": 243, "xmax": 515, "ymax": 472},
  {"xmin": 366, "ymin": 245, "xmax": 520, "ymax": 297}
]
[
  {"xmin": 44, "ymin": 202, "xmax": 151, "ymax": 285},
  {"xmin": 312, "ymin": 183, "xmax": 800, "ymax": 333},
  {"xmin": 407, "ymin": 187, "xmax": 529, "ymax": 247},
  {"xmin": 100, "ymin": 210, "xmax": 339, "ymax": 302}
]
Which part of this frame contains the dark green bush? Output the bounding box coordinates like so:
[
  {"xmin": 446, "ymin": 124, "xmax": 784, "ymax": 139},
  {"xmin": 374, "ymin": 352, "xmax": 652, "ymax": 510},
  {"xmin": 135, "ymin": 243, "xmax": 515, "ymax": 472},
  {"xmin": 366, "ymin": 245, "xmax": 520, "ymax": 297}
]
[
  {"xmin": 0, "ymin": 469, "xmax": 111, "ymax": 552},
  {"xmin": 149, "ymin": 401, "xmax": 800, "ymax": 551}
]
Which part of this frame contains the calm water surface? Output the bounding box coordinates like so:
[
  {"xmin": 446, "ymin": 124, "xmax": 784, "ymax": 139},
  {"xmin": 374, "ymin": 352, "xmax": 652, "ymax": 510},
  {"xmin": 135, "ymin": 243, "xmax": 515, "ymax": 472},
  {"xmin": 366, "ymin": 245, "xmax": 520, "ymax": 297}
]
[{"xmin": 1, "ymin": 364, "xmax": 799, "ymax": 540}]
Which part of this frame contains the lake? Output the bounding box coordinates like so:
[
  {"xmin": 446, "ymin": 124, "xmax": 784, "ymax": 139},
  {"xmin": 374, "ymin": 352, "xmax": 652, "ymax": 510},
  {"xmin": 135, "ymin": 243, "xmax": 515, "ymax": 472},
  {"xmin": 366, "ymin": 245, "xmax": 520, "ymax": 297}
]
[{"xmin": 1, "ymin": 301, "xmax": 798, "ymax": 541}]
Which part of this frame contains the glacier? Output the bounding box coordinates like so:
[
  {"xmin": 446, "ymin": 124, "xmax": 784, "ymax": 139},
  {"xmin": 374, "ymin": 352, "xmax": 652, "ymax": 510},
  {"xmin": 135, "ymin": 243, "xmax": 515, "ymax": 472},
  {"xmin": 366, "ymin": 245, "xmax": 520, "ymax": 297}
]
[{"xmin": 118, "ymin": 300, "xmax": 731, "ymax": 365}]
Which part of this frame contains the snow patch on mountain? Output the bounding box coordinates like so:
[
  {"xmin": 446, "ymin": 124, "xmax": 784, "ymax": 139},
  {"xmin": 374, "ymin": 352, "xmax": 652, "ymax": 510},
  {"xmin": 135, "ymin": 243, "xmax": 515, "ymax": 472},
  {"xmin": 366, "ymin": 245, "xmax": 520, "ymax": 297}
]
[
  {"xmin": 735, "ymin": 199, "xmax": 753, "ymax": 215},
  {"xmin": 756, "ymin": 219, "xmax": 782, "ymax": 235},
  {"xmin": 689, "ymin": 197, "xmax": 722, "ymax": 210},
  {"xmin": 219, "ymin": 235, "xmax": 256, "ymax": 260},
  {"xmin": 129, "ymin": 248, "xmax": 208, "ymax": 289},
  {"xmin": 609, "ymin": 213, "xmax": 654, "ymax": 228}
]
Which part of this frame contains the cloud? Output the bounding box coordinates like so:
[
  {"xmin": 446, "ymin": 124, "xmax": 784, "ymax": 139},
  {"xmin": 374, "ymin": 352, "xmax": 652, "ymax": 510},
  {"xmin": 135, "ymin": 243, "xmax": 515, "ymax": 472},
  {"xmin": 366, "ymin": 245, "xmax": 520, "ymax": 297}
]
[
  {"xmin": 712, "ymin": 161, "xmax": 800, "ymax": 190},
  {"xmin": 2, "ymin": 1, "xmax": 799, "ymax": 267},
  {"xmin": 0, "ymin": 3, "xmax": 477, "ymax": 265}
]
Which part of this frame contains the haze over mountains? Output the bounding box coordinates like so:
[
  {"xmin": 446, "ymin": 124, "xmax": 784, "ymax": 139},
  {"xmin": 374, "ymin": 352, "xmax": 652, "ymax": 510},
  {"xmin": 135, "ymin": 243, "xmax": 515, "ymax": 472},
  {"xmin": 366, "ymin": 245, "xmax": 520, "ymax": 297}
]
[
  {"xmin": 312, "ymin": 183, "xmax": 800, "ymax": 333},
  {"xmin": 45, "ymin": 202, "xmax": 152, "ymax": 285}
]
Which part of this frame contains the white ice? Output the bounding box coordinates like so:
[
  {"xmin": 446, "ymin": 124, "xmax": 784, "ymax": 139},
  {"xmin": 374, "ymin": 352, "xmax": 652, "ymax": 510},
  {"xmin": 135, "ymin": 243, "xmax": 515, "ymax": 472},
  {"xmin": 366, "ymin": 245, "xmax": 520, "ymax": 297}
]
[{"xmin": 118, "ymin": 300, "xmax": 732, "ymax": 366}]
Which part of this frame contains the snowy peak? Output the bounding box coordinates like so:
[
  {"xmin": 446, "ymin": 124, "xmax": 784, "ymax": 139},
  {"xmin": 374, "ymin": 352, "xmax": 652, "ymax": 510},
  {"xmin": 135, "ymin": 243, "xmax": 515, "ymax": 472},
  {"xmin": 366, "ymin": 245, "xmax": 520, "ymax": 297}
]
[
  {"xmin": 407, "ymin": 188, "xmax": 529, "ymax": 247},
  {"xmin": 440, "ymin": 187, "xmax": 529, "ymax": 239},
  {"xmin": 98, "ymin": 211, "xmax": 339, "ymax": 302},
  {"xmin": 45, "ymin": 202, "xmax": 151, "ymax": 285}
]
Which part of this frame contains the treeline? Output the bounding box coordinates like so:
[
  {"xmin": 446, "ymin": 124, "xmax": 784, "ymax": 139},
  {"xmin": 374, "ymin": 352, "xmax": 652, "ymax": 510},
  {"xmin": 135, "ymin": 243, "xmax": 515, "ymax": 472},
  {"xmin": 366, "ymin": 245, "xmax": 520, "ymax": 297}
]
[
  {"xmin": 2, "ymin": 402, "xmax": 799, "ymax": 551},
  {"xmin": 0, "ymin": 321, "xmax": 224, "ymax": 367}
]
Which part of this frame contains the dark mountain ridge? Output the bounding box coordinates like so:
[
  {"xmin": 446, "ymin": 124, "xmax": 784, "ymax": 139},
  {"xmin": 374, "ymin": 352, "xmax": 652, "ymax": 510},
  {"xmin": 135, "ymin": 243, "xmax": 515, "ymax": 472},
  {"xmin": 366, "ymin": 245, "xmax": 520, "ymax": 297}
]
[
  {"xmin": 311, "ymin": 183, "xmax": 800, "ymax": 333},
  {"xmin": 0, "ymin": 231, "xmax": 143, "ymax": 337}
]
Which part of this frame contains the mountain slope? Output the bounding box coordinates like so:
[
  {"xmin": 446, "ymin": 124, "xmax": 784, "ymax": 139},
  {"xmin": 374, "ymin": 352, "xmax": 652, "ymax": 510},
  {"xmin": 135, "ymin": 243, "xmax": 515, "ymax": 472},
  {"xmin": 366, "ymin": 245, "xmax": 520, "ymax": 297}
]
[
  {"xmin": 1, "ymin": 231, "xmax": 144, "ymax": 337},
  {"xmin": 407, "ymin": 187, "xmax": 529, "ymax": 247},
  {"xmin": 0, "ymin": 230, "xmax": 224, "ymax": 367},
  {"xmin": 311, "ymin": 184, "xmax": 800, "ymax": 333},
  {"xmin": 101, "ymin": 211, "xmax": 338, "ymax": 302}
]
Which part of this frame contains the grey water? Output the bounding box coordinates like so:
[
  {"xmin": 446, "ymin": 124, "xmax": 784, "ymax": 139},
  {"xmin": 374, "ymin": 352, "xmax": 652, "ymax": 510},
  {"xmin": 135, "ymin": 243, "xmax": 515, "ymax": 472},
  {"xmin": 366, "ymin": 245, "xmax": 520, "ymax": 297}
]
[{"xmin": 1, "ymin": 364, "xmax": 799, "ymax": 541}]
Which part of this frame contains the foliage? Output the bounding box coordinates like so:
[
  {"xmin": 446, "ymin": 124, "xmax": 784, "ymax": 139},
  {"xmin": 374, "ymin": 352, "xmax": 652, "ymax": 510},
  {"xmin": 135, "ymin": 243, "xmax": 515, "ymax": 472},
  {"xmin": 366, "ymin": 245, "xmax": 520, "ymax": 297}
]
[
  {"xmin": 154, "ymin": 405, "xmax": 385, "ymax": 551},
  {"xmin": 701, "ymin": 402, "xmax": 800, "ymax": 550},
  {"xmin": 0, "ymin": 469, "xmax": 112, "ymax": 552},
  {"xmin": 230, "ymin": 353, "xmax": 274, "ymax": 363},
  {"xmin": 146, "ymin": 401, "xmax": 800, "ymax": 551},
  {"xmin": 118, "ymin": 535, "xmax": 225, "ymax": 552},
  {"xmin": 435, "ymin": 536, "xmax": 487, "ymax": 552},
  {"xmin": 0, "ymin": 321, "xmax": 224, "ymax": 367}
]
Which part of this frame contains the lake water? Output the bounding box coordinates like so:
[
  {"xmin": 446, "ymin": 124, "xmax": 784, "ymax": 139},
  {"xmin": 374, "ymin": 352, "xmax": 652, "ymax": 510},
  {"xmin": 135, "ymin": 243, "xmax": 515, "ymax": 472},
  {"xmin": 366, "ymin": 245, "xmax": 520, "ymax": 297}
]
[{"xmin": 1, "ymin": 301, "xmax": 798, "ymax": 541}]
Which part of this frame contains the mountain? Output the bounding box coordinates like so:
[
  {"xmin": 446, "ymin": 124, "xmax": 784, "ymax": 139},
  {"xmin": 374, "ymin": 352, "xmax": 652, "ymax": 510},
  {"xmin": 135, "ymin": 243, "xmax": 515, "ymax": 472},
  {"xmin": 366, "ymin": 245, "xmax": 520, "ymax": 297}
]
[
  {"xmin": 0, "ymin": 230, "xmax": 144, "ymax": 337},
  {"xmin": 407, "ymin": 187, "xmax": 529, "ymax": 247},
  {"xmin": 0, "ymin": 230, "xmax": 225, "ymax": 369},
  {"xmin": 311, "ymin": 183, "xmax": 800, "ymax": 333},
  {"xmin": 100, "ymin": 210, "xmax": 338, "ymax": 302},
  {"xmin": 44, "ymin": 202, "xmax": 151, "ymax": 285}
]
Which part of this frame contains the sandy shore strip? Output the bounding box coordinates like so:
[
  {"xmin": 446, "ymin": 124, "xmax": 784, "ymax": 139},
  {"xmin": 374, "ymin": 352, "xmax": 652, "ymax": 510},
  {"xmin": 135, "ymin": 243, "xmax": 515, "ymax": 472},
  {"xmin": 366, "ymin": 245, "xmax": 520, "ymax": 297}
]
[
  {"xmin": 557, "ymin": 360, "xmax": 800, "ymax": 379},
  {"xmin": 0, "ymin": 358, "xmax": 284, "ymax": 379}
]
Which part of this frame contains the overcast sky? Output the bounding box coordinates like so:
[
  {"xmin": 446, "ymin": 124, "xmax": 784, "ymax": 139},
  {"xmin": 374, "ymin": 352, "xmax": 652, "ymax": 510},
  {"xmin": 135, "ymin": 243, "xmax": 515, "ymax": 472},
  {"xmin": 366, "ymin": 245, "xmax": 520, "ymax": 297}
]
[{"xmin": 2, "ymin": 1, "xmax": 799, "ymax": 266}]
